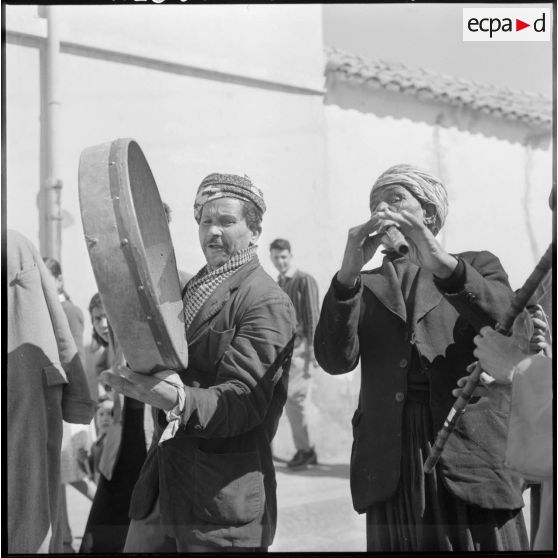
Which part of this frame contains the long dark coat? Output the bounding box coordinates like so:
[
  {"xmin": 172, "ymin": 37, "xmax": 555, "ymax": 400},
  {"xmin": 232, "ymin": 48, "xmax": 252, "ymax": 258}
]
[
  {"xmin": 314, "ymin": 250, "xmax": 524, "ymax": 514},
  {"xmin": 130, "ymin": 257, "xmax": 296, "ymax": 548}
]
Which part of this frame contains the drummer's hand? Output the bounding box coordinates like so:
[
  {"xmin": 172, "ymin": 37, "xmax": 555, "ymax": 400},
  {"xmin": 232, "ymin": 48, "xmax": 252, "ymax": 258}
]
[
  {"xmin": 100, "ymin": 367, "xmax": 184, "ymax": 411},
  {"xmin": 376, "ymin": 208, "xmax": 457, "ymax": 279}
]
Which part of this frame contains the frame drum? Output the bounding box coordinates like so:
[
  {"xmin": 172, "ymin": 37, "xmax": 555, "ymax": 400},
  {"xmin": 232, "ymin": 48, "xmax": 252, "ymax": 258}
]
[{"xmin": 79, "ymin": 138, "xmax": 188, "ymax": 373}]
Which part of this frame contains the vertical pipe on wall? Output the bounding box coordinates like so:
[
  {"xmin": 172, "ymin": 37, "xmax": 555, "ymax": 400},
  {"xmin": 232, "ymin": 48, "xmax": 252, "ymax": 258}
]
[
  {"xmin": 40, "ymin": 5, "xmax": 62, "ymax": 261},
  {"xmin": 432, "ymin": 111, "xmax": 448, "ymax": 249},
  {"xmin": 523, "ymin": 137, "xmax": 540, "ymax": 264}
]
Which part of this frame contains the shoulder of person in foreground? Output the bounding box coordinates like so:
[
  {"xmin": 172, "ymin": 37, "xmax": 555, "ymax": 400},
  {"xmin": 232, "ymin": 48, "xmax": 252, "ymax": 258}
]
[
  {"xmin": 62, "ymin": 299, "xmax": 85, "ymax": 324},
  {"xmin": 7, "ymin": 229, "xmax": 41, "ymax": 280},
  {"xmin": 506, "ymin": 353, "xmax": 553, "ymax": 479},
  {"xmin": 7, "ymin": 230, "xmax": 95, "ymax": 424}
]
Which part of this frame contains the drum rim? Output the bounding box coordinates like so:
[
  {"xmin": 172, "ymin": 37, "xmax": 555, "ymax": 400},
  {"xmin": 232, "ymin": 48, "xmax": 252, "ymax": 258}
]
[{"xmin": 79, "ymin": 138, "xmax": 188, "ymax": 373}]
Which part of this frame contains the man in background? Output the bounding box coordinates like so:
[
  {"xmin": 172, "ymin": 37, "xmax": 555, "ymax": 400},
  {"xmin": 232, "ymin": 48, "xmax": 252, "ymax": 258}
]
[
  {"xmin": 43, "ymin": 257, "xmax": 93, "ymax": 552},
  {"xmin": 270, "ymin": 238, "xmax": 320, "ymax": 468}
]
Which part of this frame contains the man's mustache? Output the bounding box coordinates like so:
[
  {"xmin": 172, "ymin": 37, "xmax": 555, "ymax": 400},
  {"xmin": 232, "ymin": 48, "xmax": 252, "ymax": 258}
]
[{"xmin": 205, "ymin": 237, "xmax": 228, "ymax": 250}]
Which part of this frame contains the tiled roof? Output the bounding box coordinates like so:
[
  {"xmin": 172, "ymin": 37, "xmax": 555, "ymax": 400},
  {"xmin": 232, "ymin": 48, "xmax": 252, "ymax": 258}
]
[{"xmin": 325, "ymin": 48, "xmax": 552, "ymax": 131}]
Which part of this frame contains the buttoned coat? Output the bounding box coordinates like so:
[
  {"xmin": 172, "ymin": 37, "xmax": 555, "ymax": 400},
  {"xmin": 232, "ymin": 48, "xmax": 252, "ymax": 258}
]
[
  {"xmin": 129, "ymin": 257, "xmax": 296, "ymax": 548},
  {"xmin": 315, "ymin": 250, "xmax": 524, "ymax": 514},
  {"xmin": 7, "ymin": 230, "xmax": 95, "ymax": 553}
]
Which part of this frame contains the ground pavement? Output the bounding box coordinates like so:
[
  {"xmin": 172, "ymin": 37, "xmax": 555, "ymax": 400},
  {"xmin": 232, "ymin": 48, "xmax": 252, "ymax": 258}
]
[
  {"xmin": 66, "ymin": 456, "xmax": 366, "ymax": 552},
  {"xmin": 67, "ymin": 458, "xmax": 531, "ymax": 553},
  {"xmin": 66, "ymin": 371, "xmax": 531, "ymax": 551}
]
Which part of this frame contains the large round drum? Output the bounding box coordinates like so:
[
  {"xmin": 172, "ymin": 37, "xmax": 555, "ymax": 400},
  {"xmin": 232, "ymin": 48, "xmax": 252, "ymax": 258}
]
[{"xmin": 79, "ymin": 138, "xmax": 188, "ymax": 373}]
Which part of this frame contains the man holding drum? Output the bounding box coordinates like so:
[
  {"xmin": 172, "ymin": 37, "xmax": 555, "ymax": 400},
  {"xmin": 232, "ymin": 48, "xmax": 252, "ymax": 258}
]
[{"xmin": 103, "ymin": 174, "xmax": 296, "ymax": 552}]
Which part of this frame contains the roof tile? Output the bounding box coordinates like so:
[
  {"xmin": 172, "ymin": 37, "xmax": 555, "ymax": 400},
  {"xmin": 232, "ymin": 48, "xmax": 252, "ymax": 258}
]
[{"xmin": 325, "ymin": 48, "xmax": 551, "ymax": 130}]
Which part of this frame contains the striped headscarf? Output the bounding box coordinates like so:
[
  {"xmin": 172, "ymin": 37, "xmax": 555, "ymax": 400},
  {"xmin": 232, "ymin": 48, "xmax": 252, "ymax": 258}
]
[
  {"xmin": 194, "ymin": 173, "xmax": 266, "ymax": 223},
  {"xmin": 370, "ymin": 164, "xmax": 449, "ymax": 235}
]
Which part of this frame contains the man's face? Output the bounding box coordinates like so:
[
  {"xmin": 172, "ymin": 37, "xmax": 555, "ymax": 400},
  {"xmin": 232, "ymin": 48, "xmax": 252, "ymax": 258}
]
[
  {"xmin": 370, "ymin": 184, "xmax": 425, "ymax": 223},
  {"xmin": 270, "ymin": 249, "xmax": 292, "ymax": 275},
  {"xmin": 199, "ymin": 198, "xmax": 259, "ymax": 270}
]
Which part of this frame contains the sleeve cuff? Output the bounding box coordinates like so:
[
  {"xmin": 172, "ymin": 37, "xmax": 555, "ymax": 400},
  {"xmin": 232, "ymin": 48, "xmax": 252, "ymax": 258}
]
[
  {"xmin": 434, "ymin": 257, "xmax": 465, "ymax": 293},
  {"xmin": 158, "ymin": 385, "xmax": 186, "ymax": 445},
  {"xmin": 333, "ymin": 273, "xmax": 361, "ymax": 300}
]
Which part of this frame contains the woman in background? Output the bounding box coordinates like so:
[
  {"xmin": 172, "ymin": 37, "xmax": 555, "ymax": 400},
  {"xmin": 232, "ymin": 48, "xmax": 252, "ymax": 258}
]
[
  {"xmin": 78, "ymin": 400, "xmax": 115, "ymax": 485},
  {"xmin": 80, "ymin": 293, "xmax": 148, "ymax": 553}
]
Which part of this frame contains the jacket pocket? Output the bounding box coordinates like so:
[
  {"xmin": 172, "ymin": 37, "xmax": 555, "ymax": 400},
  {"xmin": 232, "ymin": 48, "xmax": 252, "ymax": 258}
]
[
  {"xmin": 207, "ymin": 326, "xmax": 236, "ymax": 365},
  {"xmin": 43, "ymin": 364, "xmax": 68, "ymax": 386},
  {"xmin": 193, "ymin": 448, "xmax": 264, "ymax": 526}
]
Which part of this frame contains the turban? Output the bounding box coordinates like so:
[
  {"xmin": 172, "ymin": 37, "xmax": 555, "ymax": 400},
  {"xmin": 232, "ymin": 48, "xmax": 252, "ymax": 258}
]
[
  {"xmin": 194, "ymin": 173, "xmax": 266, "ymax": 223},
  {"xmin": 370, "ymin": 164, "xmax": 448, "ymax": 235}
]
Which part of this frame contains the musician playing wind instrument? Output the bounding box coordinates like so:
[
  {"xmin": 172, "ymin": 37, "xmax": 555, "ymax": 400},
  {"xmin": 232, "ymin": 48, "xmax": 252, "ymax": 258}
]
[{"xmin": 314, "ymin": 164, "xmax": 528, "ymax": 552}]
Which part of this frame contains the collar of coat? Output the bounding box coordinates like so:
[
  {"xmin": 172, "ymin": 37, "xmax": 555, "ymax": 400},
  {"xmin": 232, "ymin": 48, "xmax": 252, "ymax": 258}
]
[
  {"xmin": 186, "ymin": 256, "xmax": 261, "ymax": 345},
  {"xmin": 360, "ymin": 256, "xmax": 444, "ymax": 324}
]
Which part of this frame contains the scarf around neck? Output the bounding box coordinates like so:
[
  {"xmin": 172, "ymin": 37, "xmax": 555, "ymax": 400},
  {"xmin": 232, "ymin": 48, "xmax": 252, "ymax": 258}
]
[{"xmin": 183, "ymin": 245, "xmax": 258, "ymax": 331}]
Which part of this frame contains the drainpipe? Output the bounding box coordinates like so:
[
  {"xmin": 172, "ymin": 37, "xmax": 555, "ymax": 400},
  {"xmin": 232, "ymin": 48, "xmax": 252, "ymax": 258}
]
[
  {"xmin": 40, "ymin": 5, "xmax": 62, "ymax": 260},
  {"xmin": 432, "ymin": 111, "xmax": 447, "ymax": 249}
]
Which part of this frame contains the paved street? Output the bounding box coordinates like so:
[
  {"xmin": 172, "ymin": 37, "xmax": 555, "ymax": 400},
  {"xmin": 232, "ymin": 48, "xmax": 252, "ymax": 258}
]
[
  {"xmin": 271, "ymin": 460, "xmax": 366, "ymax": 551},
  {"xmin": 66, "ymin": 457, "xmax": 366, "ymax": 552},
  {"xmin": 66, "ymin": 457, "xmax": 531, "ymax": 552},
  {"xmin": 66, "ymin": 399, "xmax": 532, "ymax": 553},
  {"xmin": 66, "ymin": 388, "xmax": 529, "ymax": 553},
  {"xmin": 66, "ymin": 402, "xmax": 531, "ymax": 553}
]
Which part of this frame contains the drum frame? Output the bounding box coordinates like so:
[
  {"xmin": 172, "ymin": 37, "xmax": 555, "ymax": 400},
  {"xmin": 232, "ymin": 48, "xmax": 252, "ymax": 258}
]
[{"xmin": 79, "ymin": 138, "xmax": 188, "ymax": 373}]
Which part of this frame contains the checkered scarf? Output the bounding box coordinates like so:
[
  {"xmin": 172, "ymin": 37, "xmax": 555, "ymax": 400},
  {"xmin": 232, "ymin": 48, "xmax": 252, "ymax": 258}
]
[{"xmin": 183, "ymin": 245, "xmax": 258, "ymax": 331}]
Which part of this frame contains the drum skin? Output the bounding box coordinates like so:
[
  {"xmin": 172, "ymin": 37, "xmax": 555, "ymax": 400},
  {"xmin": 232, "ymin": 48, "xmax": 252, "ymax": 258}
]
[{"xmin": 79, "ymin": 138, "xmax": 188, "ymax": 374}]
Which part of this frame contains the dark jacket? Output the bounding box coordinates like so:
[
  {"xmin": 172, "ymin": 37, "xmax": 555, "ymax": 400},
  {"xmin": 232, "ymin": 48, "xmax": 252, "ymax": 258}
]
[
  {"xmin": 315, "ymin": 251, "xmax": 524, "ymax": 514},
  {"xmin": 130, "ymin": 257, "xmax": 296, "ymax": 548},
  {"xmin": 278, "ymin": 269, "xmax": 320, "ymax": 346}
]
